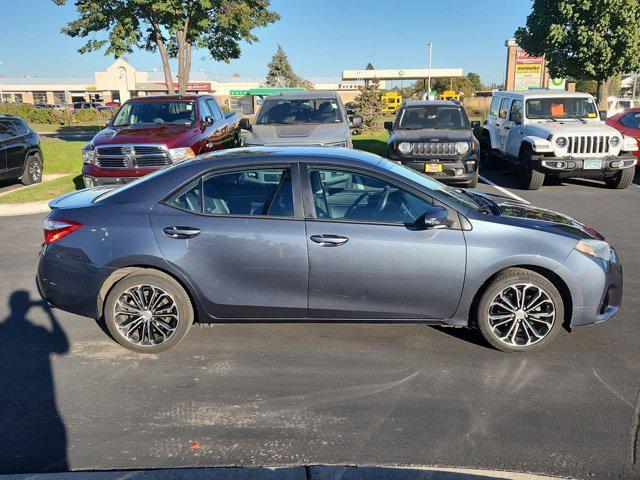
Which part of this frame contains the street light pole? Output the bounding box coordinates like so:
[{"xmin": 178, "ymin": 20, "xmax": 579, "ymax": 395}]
[{"xmin": 427, "ymin": 43, "xmax": 432, "ymax": 99}]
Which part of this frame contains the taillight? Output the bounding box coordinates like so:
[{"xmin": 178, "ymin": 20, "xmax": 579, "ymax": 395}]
[{"xmin": 43, "ymin": 218, "xmax": 83, "ymax": 244}]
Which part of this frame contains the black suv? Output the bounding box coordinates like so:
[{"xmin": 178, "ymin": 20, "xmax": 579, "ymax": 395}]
[
  {"xmin": 0, "ymin": 115, "xmax": 43, "ymax": 185},
  {"xmin": 385, "ymin": 100, "xmax": 480, "ymax": 187}
]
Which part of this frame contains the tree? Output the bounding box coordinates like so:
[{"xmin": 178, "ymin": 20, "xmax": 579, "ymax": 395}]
[
  {"xmin": 353, "ymin": 80, "xmax": 385, "ymax": 131},
  {"xmin": 265, "ymin": 45, "xmax": 313, "ymax": 89},
  {"xmin": 53, "ymin": 0, "xmax": 279, "ymax": 95},
  {"xmin": 515, "ymin": 0, "xmax": 640, "ymax": 108},
  {"xmin": 467, "ymin": 72, "xmax": 484, "ymax": 92}
]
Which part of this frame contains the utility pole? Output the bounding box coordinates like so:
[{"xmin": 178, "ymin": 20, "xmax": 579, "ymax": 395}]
[{"xmin": 427, "ymin": 42, "xmax": 433, "ymax": 99}]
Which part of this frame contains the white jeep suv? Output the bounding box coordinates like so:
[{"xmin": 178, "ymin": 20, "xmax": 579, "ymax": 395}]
[{"xmin": 481, "ymin": 91, "xmax": 638, "ymax": 189}]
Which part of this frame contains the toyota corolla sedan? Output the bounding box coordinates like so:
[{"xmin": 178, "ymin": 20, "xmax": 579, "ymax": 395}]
[{"xmin": 37, "ymin": 147, "xmax": 622, "ymax": 353}]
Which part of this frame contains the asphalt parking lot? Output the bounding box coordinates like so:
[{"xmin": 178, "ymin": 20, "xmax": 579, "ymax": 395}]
[{"xmin": 1, "ymin": 164, "xmax": 640, "ymax": 479}]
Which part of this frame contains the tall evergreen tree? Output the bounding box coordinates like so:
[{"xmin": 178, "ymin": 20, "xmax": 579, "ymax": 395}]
[
  {"xmin": 353, "ymin": 80, "xmax": 384, "ymax": 130},
  {"xmin": 265, "ymin": 45, "xmax": 313, "ymax": 89}
]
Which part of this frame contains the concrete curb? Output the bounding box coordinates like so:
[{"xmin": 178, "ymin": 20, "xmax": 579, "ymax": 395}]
[
  {"xmin": 0, "ymin": 465, "xmax": 570, "ymax": 480},
  {"xmin": 0, "ymin": 200, "xmax": 50, "ymax": 217}
]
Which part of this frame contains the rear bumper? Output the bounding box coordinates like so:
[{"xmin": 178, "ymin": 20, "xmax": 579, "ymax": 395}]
[
  {"xmin": 531, "ymin": 153, "xmax": 637, "ymax": 176},
  {"xmin": 562, "ymin": 248, "xmax": 623, "ymax": 327}
]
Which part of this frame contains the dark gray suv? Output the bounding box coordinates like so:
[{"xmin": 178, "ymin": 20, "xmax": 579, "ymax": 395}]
[{"xmin": 0, "ymin": 115, "xmax": 43, "ymax": 185}]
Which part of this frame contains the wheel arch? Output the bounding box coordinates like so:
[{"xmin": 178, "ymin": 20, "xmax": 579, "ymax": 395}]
[
  {"xmin": 467, "ymin": 264, "xmax": 573, "ymax": 331},
  {"xmin": 97, "ymin": 265, "xmax": 203, "ymax": 322}
]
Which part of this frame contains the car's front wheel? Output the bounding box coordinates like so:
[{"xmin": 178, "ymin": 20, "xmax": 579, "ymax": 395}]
[
  {"xmin": 518, "ymin": 149, "xmax": 545, "ymax": 190},
  {"xmin": 476, "ymin": 268, "xmax": 564, "ymax": 352},
  {"xmin": 104, "ymin": 271, "xmax": 194, "ymax": 353},
  {"xmin": 604, "ymin": 167, "xmax": 634, "ymax": 189}
]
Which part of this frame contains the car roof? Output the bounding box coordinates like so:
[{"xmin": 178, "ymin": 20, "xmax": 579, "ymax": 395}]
[
  {"xmin": 494, "ymin": 90, "xmax": 593, "ymax": 99},
  {"xmin": 126, "ymin": 94, "xmax": 211, "ymax": 102},
  {"xmin": 402, "ymin": 100, "xmax": 461, "ymax": 107},
  {"xmin": 195, "ymin": 146, "xmax": 382, "ymax": 166},
  {"xmin": 263, "ymin": 90, "xmax": 339, "ymax": 101}
]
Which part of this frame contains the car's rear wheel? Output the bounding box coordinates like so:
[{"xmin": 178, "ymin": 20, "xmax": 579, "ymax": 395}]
[
  {"xmin": 518, "ymin": 149, "xmax": 544, "ymax": 190},
  {"xmin": 104, "ymin": 271, "xmax": 194, "ymax": 353},
  {"xmin": 21, "ymin": 154, "xmax": 43, "ymax": 185},
  {"xmin": 476, "ymin": 268, "xmax": 564, "ymax": 352},
  {"xmin": 604, "ymin": 167, "xmax": 634, "ymax": 189}
]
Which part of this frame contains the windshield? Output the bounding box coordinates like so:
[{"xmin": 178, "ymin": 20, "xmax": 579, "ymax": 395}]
[
  {"xmin": 113, "ymin": 101, "xmax": 197, "ymax": 126},
  {"xmin": 396, "ymin": 106, "xmax": 469, "ymax": 130},
  {"xmin": 525, "ymin": 97, "xmax": 597, "ymax": 120},
  {"xmin": 380, "ymin": 158, "xmax": 482, "ymax": 211},
  {"xmin": 256, "ymin": 98, "xmax": 343, "ymax": 125}
]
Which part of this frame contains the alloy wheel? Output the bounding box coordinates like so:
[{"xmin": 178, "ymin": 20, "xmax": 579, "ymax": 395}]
[
  {"xmin": 487, "ymin": 283, "xmax": 556, "ymax": 347},
  {"xmin": 113, "ymin": 284, "xmax": 179, "ymax": 346},
  {"xmin": 29, "ymin": 160, "xmax": 42, "ymax": 182}
]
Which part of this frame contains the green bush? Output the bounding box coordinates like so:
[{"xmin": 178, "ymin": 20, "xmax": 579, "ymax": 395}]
[
  {"xmin": 73, "ymin": 108, "xmax": 112, "ymax": 124},
  {"xmin": 0, "ymin": 103, "xmax": 63, "ymax": 124}
]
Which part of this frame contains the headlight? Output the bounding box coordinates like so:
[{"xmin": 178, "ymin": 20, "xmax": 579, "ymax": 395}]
[
  {"xmin": 574, "ymin": 239, "xmax": 612, "ymax": 261},
  {"xmin": 168, "ymin": 147, "xmax": 195, "ymax": 163},
  {"xmin": 82, "ymin": 147, "xmax": 96, "ymax": 164},
  {"xmin": 398, "ymin": 142, "xmax": 412, "ymax": 154},
  {"xmin": 610, "ymin": 136, "xmax": 621, "ymax": 147},
  {"xmin": 455, "ymin": 142, "xmax": 470, "ymax": 155},
  {"xmin": 555, "ymin": 137, "xmax": 567, "ymax": 148},
  {"xmin": 326, "ymin": 141, "xmax": 347, "ymax": 147}
]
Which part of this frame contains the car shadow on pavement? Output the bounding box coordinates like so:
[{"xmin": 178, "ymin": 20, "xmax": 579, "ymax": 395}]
[{"xmin": 0, "ymin": 290, "xmax": 69, "ymax": 474}]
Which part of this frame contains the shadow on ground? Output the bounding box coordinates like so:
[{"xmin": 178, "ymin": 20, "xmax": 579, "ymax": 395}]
[
  {"xmin": 0, "ymin": 290, "xmax": 69, "ymax": 473},
  {"xmin": 353, "ymin": 138, "xmax": 387, "ymax": 157}
]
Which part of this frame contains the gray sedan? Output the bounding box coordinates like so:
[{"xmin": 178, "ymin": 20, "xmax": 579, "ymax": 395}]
[{"xmin": 38, "ymin": 147, "xmax": 622, "ymax": 353}]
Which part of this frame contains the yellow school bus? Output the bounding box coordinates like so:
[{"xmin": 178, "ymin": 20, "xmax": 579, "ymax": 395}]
[
  {"xmin": 439, "ymin": 90, "xmax": 461, "ymax": 102},
  {"xmin": 381, "ymin": 91, "xmax": 402, "ymax": 114}
]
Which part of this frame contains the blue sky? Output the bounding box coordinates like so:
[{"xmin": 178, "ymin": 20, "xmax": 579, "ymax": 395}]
[{"xmin": 0, "ymin": 0, "xmax": 532, "ymax": 86}]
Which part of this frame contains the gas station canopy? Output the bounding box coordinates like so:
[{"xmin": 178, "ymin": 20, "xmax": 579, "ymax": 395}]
[{"xmin": 342, "ymin": 68, "xmax": 463, "ymax": 81}]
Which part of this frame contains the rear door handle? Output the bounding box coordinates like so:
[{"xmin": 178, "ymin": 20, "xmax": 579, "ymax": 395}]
[
  {"xmin": 309, "ymin": 234, "xmax": 349, "ymax": 246},
  {"xmin": 162, "ymin": 226, "xmax": 201, "ymax": 239}
]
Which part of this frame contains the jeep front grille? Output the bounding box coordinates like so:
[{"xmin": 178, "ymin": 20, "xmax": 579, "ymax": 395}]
[
  {"xmin": 95, "ymin": 145, "xmax": 170, "ymax": 168},
  {"xmin": 566, "ymin": 136, "xmax": 611, "ymax": 155},
  {"xmin": 411, "ymin": 142, "xmax": 457, "ymax": 156}
]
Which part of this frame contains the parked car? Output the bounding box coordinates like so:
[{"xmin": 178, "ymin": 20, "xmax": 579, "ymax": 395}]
[
  {"xmin": 481, "ymin": 91, "xmax": 638, "ymax": 189},
  {"xmin": 0, "ymin": 114, "xmax": 43, "ymax": 185},
  {"xmin": 385, "ymin": 100, "xmax": 481, "ymax": 187},
  {"xmin": 81, "ymin": 94, "xmax": 240, "ymax": 187},
  {"xmin": 605, "ymin": 107, "xmax": 640, "ymax": 164},
  {"xmin": 605, "ymin": 96, "xmax": 634, "ymax": 118},
  {"xmin": 38, "ymin": 147, "xmax": 621, "ymax": 354},
  {"xmin": 240, "ymin": 91, "xmax": 363, "ymax": 147}
]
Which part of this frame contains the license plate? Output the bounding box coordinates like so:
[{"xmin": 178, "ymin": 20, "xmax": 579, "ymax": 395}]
[
  {"xmin": 425, "ymin": 163, "xmax": 442, "ymax": 173},
  {"xmin": 583, "ymin": 159, "xmax": 603, "ymax": 170}
]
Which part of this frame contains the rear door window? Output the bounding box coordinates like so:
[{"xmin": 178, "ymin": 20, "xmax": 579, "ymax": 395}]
[
  {"xmin": 488, "ymin": 96, "xmax": 501, "ymax": 118},
  {"xmin": 498, "ymin": 98, "xmax": 511, "ymax": 119},
  {"xmin": 0, "ymin": 121, "xmax": 16, "ymax": 141}
]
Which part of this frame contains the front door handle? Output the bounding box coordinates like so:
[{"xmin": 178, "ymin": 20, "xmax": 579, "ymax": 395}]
[
  {"xmin": 310, "ymin": 234, "xmax": 349, "ymax": 247},
  {"xmin": 162, "ymin": 226, "xmax": 201, "ymax": 239}
]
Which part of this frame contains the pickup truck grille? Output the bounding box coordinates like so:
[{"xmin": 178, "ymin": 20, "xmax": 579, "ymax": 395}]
[
  {"xmin": 566, "ymin": 136, "xmax": 611, "ymax": 155},
  {"xmin": 95, "ymin": 145, "xmax": 170, "ymax": 168},
  {"xmin": 411, "ymin": 142, "xmax": 457, "ymax": 156}
]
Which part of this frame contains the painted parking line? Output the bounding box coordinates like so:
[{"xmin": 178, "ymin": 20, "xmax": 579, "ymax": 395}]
[{"xmin": 479, "ymin": 174, "xmax": 531, "ymax": 204}]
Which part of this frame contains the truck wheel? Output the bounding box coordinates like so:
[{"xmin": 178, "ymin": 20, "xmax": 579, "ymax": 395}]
[
  {"xmin": 480, "ymin": 135, "xmax": 494, "ymax": 168},
  {"xmin": 604, "ymin": 167, "xmax": 634, "ymax": 189},
  {"xmin": 21, "ymin": 154, "xmax": 43, "ymax": 185},
  {"xmin": 518, "ymin": 149, "xmax": 544, "ymax": 190}
]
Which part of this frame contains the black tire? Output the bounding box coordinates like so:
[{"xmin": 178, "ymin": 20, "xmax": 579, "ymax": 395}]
[
  {"xmin": 465, "ymin": 170, "xmax": 479, "ymax": 188},
  {"xmin": 604, "ymin": 167, "xmax": 634, "ymax": 189},
  {"xmin": 476, "ymin": 268, "xmax": 564, "ymax": 352},
  {"xmin": 103, "ymin": 271, "xmax": 194, "ymax": 354},
  {"xmin": 518, "ymin": 148, "xmax": 544, "ymax": 190},
  {"xmin": 480, "ymin": 134, "xmax": 494, "ymax": 168},
  {"xmin": 20, "ymin": 154, "xmax": 43, "ymax": 186}
]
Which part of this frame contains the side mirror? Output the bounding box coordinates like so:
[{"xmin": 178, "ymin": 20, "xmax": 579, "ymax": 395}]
[
  {"xmin": 599, "ymin": 110, "xmax": 607, "ymax": 120},
  {"xmin": 384, "ymin": 121, "xmax": 394, "ymax": 131},
  {"xmin": 415, "ymin": 205, "xmax": 449, "ymax": 228},
  {"xmin": 239, "ymin": 118, "xmax": 251, "ymax": 130},
  {"xmin": 470, "ymin": 120, "xmax": 481, "ymax": 128},
  {"xmin": 203, "ymin": 115, "xmax": 215, "ymax": 126},
  {"xmin": 105, "ymin": 118, "xmax": 113, "ymax": 128},
  {"xmin": 350, "ymin": 115, "xmax": 363, "ymax": 128}
]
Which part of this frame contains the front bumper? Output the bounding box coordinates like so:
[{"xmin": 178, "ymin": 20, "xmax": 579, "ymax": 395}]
[
  {"xmin": 531, "ymin": 153, "xmax": 637, "ymax": 176},
  {"xmin": 82, "ymin": 163, "xmax": 161, "ymax": 187},
  {"xmin": 562, "ymin": 247, "xmax": 623, "ymax": 327},
  {"xmin": 388, "ymin": 152, "xmax": 479, "ymax": 184}
]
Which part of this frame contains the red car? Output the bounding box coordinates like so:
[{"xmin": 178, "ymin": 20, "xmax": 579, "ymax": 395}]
[
  {"xmin": 82, "ymin": 94, "xmax": 240, "ymax": 187},
  {"xmin": 606, "ymin": 108, "xmax": 640, "ymax": 162}
]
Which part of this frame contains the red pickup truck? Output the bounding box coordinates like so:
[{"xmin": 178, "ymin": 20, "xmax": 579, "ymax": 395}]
[{"xmin": 82, "ymin": 94, "xmax": 240, "ymax": 187}]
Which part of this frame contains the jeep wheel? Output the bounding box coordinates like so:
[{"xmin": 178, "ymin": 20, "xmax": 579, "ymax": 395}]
[
  {"xmin": 518, "ymin": 149, "xmax": 544, "ymax": 190},
  {"xmin": 480, "ymin": 135, "xmax": 494, "ymax": 168},
  {"xmin": 466, "ymin": 170, "xmax": 479, "ymax": 188},
  {"xmin": 604, "ymin": 167, "xmax": 634, "ymax": 189}
]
